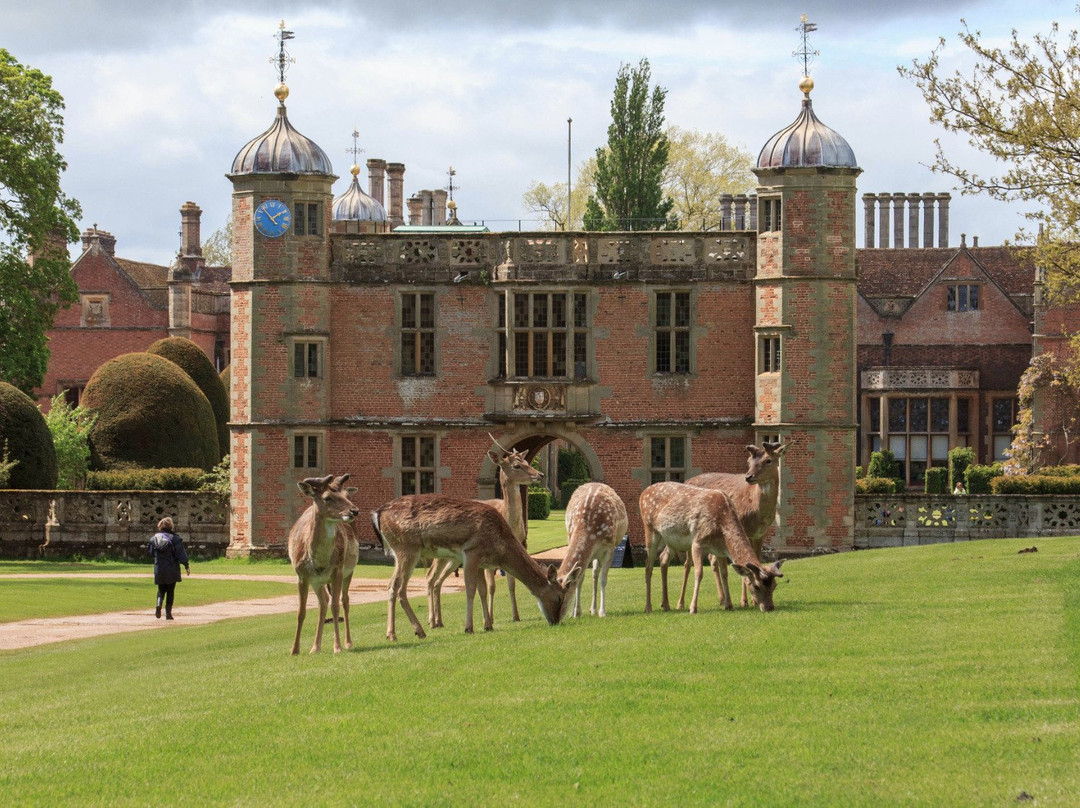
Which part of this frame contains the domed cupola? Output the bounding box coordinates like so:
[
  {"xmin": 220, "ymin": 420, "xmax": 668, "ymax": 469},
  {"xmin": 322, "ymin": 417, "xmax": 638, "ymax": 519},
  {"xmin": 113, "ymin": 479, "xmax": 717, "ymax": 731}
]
[
  {"xmin": 333, "ymin": 164, "xmax": 388, "ymax": 222},
  {"xmin": 756, "ymin": 77, "xmax": 857, "ymax": 170},
  {"xmin": 230, "ymin": 88, "xmax": 334, "ymax": 176}
]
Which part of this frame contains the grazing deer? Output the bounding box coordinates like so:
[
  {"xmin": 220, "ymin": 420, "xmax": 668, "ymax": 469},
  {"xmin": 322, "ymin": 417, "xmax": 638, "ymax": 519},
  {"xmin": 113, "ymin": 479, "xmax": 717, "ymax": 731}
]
[
  {"xmin": 287, "ymin": 474, "xmax": 361, "ymax": 655},
  {"xmin": 640, "ymin": 481, "xmax": 784, "ymax": 614},
  {"xmin": 426, "ymin": 442, "xmax": 542, "ymax": 628},
  {"xmin": 559, "ymin": 483, "xmax": 628, "ymax": 618},
  {"xmin": 667, "ymin": 441, "xmax": 788, "ymax": 610},
  {"xmin": 372, "ymin": 495, "xmax": 582, "ymax": 639}
]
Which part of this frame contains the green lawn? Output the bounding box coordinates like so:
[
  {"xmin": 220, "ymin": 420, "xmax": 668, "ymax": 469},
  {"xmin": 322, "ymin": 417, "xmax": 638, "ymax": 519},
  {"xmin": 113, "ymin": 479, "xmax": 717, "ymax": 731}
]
[
  {"xmin": 527, "ymin": 508, "xmax": 568, "ymax": 553},
  {"xmin": 1, "ymin": 536, "xmax": 1077, "ymax": 806}
]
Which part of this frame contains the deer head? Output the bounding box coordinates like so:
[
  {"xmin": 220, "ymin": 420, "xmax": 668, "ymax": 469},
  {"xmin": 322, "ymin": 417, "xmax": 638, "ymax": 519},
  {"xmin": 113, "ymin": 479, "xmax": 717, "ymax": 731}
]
[
  {"xmin": 297, "ymin": 474, "xmax": 360, "ymax": 524},
  {"xmin": 744, "ymin": 441, "xmax": 789, "ymax": 485},
  {"xmin": 487, "ymin": 443, "xmax": 544, "ymax": 488},
  {"xmin": 534, "ymin": 562, "xmax": 583, "ymax": 625},
  {"xmin": 731, "ymin": 559, "xmax": 784, "ymax": 612}
]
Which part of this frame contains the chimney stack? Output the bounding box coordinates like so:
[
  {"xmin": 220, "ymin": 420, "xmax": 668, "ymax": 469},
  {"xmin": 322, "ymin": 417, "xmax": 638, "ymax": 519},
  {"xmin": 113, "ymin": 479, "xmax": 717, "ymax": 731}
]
[
  {"xmin": 907, "ymin": 193, "xmax": 921, "ymax": 249},
  {"xmin": 863, "ymin": 194, "xmax": 876, "ymax": 247},
  {"xmin": 407, "ymin": 195, "xmax": 423, "ymax": 226},
  {"xmin": 891, "ymin": 193, "xmax": 905, "ymax": 248},
  {"xmin": 386, "ymin": 162, "xmax": 406, "ymax": 229},
  {"xmin": 877, "ymin": 193, "xmax": 891, "ymax": 249},
  {"xmin": 937, "ymin": 193, "xmax": 950, "ymax": 247},
  {"xmin": 81, "ymin": 225, "xmax": 116, "ymax": 256},
  {"xmin": 366, "ymin": 158, "xmax": 386, "ymax": 206},
  {"xmin": 432, "ymin": 190, "xmax": 448, "ymax": 226},
  {"xmin": 180, "ymin": 201, "xmax": 202, "ymax": 258}
]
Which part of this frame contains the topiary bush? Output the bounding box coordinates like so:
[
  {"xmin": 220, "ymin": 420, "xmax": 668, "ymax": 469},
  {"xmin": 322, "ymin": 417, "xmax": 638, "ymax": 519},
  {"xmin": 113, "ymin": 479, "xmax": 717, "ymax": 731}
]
[
  {"xmin": 86, "ymin": 467, "xmax": 206, "ymax": 491},
  {"xmin": 560, "ymin": 478, "xmax": 588, "ymax": 509},
  {"xmin": 147, "ymin": 337, "xmax": 228, "ymax": 461},
  {"xmin": 82, "ymin": 353, "xmax": 219, "ymax": 471},
  {"xmin": 528, "ymin": 486, "xmax": 551, "ymax": 520},
  {"xmin": 856, "ymin": 476, "xmax": 897, "ymax": 494},
  {"xmin": 0, "ymin": 381, "xmax": 58, "ymax": 489},
  {"xmin": 557, "ymin": 447, "xmax": 589, "ymax": 483},
  {"xmin": 867, "ymin": 449, "xmax": 900, "ymax": 480},
  {"xmin": 948, "ymin": 446, "xmax": 976, "ymax": 492},
  {"xmin": 924, "ymin": 467, "xmax": 948, "ymax": 495},
  {"xmin": 991, "ymin": 474, "xmax": 1080, "ymax": 494},
  {"xmin": 1030, "ymin": 464, "xmax": 1080, "ymax": 477},
  {"xmin": 965, "ymin": 463, "xmax": 1004, "ymax": 495}
]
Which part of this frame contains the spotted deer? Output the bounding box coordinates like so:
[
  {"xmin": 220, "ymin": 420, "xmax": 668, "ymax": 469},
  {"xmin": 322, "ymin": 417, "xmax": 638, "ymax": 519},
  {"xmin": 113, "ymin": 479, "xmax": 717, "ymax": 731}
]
[
  {"xmin": 641, "ymin": 481, "xmax": 784, "ymax": 614},
  {"xmin": 559, "ymin": 483, "xmax": 628, "ymax": 617},
  {"xmin": 426, "ymin": 442, "xmax": 542, "ymax": 628},
  {"xmin": 666, "ymin": 441, "xmax": 788, "ymax": 609},
  {"xmin": 287, "ymin": 474, "xmax": 361, "ymax": 654},
  {"xmin": 371, "ymin": 494, "xmax": 582, "ymax": 639}
]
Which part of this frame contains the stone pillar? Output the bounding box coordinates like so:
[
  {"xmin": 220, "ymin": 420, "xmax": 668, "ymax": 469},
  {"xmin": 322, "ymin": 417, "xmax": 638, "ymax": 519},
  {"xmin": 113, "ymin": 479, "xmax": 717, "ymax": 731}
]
[
  {"xmin": 892, "ymin": 192, "xmax": 905, "ymax": 248},
  {"xmin": 420, "ymin": 190, "xmax": 434, "ymax": 225},
  {"xmin": 863, "ymin": 193, "xmax": 876, "ymax": 247},
  {"xmin": 432, "ymin": 190, "xmax": 448, "ymax": 226},
  {"xmin": 748, "ymin": 193, "xmax": 758, "ymax": 230},
  {"xmin": 386, "ymin": 162, "xmax": 406, "ymax": 229},
  {"xmin": 407, "ymin": 196, "xmax": 423, "ymax": 226},
  {"xmin": 877, "ymin": 193, "xmax": 891, "ymax": 249},
  {"xmin": 907, "ymin": 193, "xmax": 922, "ymax": 249},
  {"xmin": 366, "ymin": 158, "xmax": 386, "ymax": 206},
  {"xmin": 937, "ymin": 193, "xmax": 950, "ymax": 247},
  {"xmin": 720, "ymin": 195, "xmax": 733, "ymax": 230},
  {"xmin": 922, "ymin": 193, "xmax": 936, "ymax": 248}
]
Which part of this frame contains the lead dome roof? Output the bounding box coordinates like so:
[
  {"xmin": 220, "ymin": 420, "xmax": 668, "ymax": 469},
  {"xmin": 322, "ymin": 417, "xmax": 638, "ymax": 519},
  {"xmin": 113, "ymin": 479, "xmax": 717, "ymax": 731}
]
[
  {"xmin": 757, "ymin": 92, "xmax": 857, "ymax": 170},
  {"xmin": 230, "ymin": 104, "xmax": 334, "ymax": 176}
]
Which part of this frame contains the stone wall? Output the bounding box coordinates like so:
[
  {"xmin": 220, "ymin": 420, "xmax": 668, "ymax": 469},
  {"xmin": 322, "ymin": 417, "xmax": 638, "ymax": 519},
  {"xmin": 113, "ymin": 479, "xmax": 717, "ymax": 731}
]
[{"xmin": 0, "ymin": 491, "xmax": 229, "ymax": 559}]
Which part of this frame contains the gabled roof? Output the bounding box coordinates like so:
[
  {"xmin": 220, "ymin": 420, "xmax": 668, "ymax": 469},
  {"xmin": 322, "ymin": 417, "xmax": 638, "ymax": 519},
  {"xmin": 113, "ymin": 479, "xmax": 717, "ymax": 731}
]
[{"xmin": 858, "ymin": 245, "xmax": 1034, "ymax": 298}]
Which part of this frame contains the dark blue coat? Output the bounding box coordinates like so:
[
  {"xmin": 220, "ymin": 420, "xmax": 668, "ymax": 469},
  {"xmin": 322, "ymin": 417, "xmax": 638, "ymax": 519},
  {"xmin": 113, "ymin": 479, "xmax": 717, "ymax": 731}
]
[{"xmin": 147, "ymin": 532, "xmax": 189, "ymax": 585}]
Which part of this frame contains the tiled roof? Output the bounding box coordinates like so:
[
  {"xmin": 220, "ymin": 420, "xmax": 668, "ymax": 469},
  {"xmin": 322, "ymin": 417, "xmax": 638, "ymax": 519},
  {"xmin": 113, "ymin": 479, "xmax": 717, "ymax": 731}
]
[
  {"xmin": 857, "ymin": 246, "xmax": 1035, "ymax": 298},
  {"xmin": 115, "ymin": 258, "xmax": 168, "ymax": 291}
]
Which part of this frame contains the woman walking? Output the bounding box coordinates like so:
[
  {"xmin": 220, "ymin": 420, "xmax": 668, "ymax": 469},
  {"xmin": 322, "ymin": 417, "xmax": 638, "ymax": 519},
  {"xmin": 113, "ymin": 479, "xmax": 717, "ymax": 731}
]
[{"xmin": 147, "ymin": 517, "xmax": 190, "ymax": 620}]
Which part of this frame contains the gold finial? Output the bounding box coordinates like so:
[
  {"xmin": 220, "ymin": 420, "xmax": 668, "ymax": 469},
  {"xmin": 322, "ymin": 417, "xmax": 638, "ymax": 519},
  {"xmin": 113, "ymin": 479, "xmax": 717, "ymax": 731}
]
[
  {"xmin": 274, "ymin": 82, "xmax": 289, "ymax": 102},
  {"xmin": 799, "ymin": 76, "xmax": 814, "ymax": 96},
  {"xmin": 793, "ymin": 15, "xmax": 819, "ymax": 95},
  {"xmin": 350, "ymin": 164, "xmax": 361, "ymax": 178},
  {"xmin": 346, "ymin": 128, "xmax": 365, "ymax": 168},
  {"xmin": 270, "ymin": 21, "xmax": 296, "ymax": 104}
]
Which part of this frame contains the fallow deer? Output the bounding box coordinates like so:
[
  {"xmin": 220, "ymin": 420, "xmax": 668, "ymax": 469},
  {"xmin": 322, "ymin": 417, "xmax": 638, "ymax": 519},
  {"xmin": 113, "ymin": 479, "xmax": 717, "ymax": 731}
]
[
  {"xmin": 666, "ymin": 441, "xmax": 788, "ymax": 610},
  {"xmin": 426, "ymin": 442, "xmax": 542, "ymax": 628},
  {"xmin": 559, "ymin": 482, "xmax": 628, "ymax": 617},
  {"xmin": 371, "ymin": 494, "xmax": 581, "ymax": 639},
  {"xmin": 287, "ymin": 474, "xmax": 361, "ymax": 655},
  {"xmin": 640, "ymin": 481, "xmax": 784, "ymax": 614}
]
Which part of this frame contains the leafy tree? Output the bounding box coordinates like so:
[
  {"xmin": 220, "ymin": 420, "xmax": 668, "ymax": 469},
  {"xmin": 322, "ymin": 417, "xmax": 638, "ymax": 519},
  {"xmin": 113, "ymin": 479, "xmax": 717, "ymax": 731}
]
[
  {"xmin": 201, "ymin": 214, "xmax": 232, "ymax": 266},
  {"xmin": 522, "ymin": 158, "xmax": 596, "ymax": 231},
  {"xmin": 900, "ymin": 18, "xmax": 1080, "ymax": 300},
  {"xmin": 198, "ymin": 454, "xmax": 231, "ymax": 503},
  {"xmin": 663, "ymin": 126, "xmax": 755, "ymax": 230},
  {"xmin": 42, "ymin": 392, "xmax": 95, "ymax": 489},
  {"xmin": 1005, "ymin": 351, "xmax": 1080, "ymax": 473},
  {"xmin": 584, "ymin": 59, "xmax": 676, "ymax": 231},
  {"xmin": 0, "ymin": 49, "xmax": 81, "ymax": 394}
]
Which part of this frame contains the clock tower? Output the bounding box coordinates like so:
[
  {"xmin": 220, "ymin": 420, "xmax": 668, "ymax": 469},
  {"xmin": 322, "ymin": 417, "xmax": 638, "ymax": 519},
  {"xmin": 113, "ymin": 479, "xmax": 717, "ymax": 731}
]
[{"xmin": 226, "ymin": 24, "xmax": 337, "ymax": 555}]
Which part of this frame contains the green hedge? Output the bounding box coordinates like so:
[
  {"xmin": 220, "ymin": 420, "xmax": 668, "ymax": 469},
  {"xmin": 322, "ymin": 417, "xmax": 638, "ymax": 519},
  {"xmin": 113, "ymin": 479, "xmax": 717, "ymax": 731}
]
[
  {"xmin": 147, "ymin": 337, "xmax": 229, "ymax": 462},
  {"xmin": 991, "ymin": 474, "xmax": 1080, "ymax": 495},
  {"xmin": 558, "ymin": 448, "xmax": 589, "ymax": 483},
  {"xmin": 948, "ymin": 446, "xmax": 976, "ymax": 492},
  {"xmin": 560, "ymin": 478, "xmax": 588, "ymax": 508},
  {"xmin": 867, "ymin": 449, "xmax": 900, "ymax": 480},
  {"xmin": 965, "ymin": 463, "xmax": 1004, "ymax": 495},
  {"xmin": 0, "ymin": 382, "xmax": 58, "ymax": 489},
  {"xmin": 924, "ymin": 467, "xmax": 948, "ymax": 495},
  {"xmin": 527, "ymin": 486, "xmax": 551, "ymax": 520},
  {"xmin": 856, "ymin": 477, "xmax": 898, "ymax": 494},
  {"xmin": 86, "ymin": 468, "xmax": 206, "ymax": 491},
  {"xmin": 1030, "ymin": 465, "xmax": 1080, "ymax": 478}
]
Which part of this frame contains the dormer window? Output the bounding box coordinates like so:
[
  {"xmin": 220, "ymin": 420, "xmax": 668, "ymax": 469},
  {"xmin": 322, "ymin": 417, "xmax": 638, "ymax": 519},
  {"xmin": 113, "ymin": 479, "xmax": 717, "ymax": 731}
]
[{"xmin": 947, "ymin": 284, "xmax": 979, "ymax": 311}]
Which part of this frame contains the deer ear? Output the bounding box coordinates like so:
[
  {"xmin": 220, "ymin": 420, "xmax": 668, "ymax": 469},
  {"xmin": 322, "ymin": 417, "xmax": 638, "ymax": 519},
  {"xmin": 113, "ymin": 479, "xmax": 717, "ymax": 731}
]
[
  {"xmin": 559, "ymin": 563, "xmax": 583, "ymax": 588},
  {"xmin": 769, "ymin": 559, "xmax": 785, "ymax": 578},
  {"xmin": 546, "ymin": 563, "xmax": 558, "ymax": 584},
  {"xmin": 773, "ymin": 442, "xmax": 789, "ymax": 456},
  {"xmin": 297, "ymin": 480, "xmax": 316, "ymax": 497},
  {"xmin": 745, "ymin": 445, "xmax": 758, "ymax": 455}
]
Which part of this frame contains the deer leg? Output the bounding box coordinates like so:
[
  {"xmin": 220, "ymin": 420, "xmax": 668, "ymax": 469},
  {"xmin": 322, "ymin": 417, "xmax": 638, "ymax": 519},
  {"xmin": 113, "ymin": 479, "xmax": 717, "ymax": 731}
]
[
  {"xmin": 484, "ymin": 568, "xmax": 497, "ymax": 626},
  {"xmin": 396, "ymin": 560, "xmax": 426, "ymax": 639},
  {"xmin": 427, "ymin": 558, "xmax": 449, "ymax": 629},
  {"xmin": 388, "ymin": 552, "xmax": 426, "ymax": 641},
  {"xmin": 328, "ymin": 572, "xmax": 344, "ymax": 654},
  {"xmin": 311, "ymin": 581, "xmax": 330, "ymax": 654},
  {"xmin": 291, "ymin": 578, "xmax": 309, "ymax": 655},
  {"xmin": 644, "ymin": 531, "xmax": 662, "ymax": 613},
  {"xmin": 689, "ymin": 543, "xmax": 707, "ymax": 614},
  {"xmin": 677, "ymin": 554, "xmax": 691, "ymax": 611},
  {"xmin": 717, "ymin": 556, "xmax": 733, "ymax": 611},
  {"xmin": 507, "ymin": 573, "xmax": 521, "ymax": 622},
  {"xmin": 659, "ymin": 548, "xmax": 672, "ymax": 612},
  {"xmin": 595, "ymin": 549, "xmax": 613, "ymax": 617},
  {"xmin": 743, "ymin": 539, "xmax": 763, "ymax": 608},
  {"xmin": 342, "ymin": 572, "xmax": 354, "ymax": 650},
  {"xmin": 462, "ymin": 554, "xmax": 485, "ymax": 633}
]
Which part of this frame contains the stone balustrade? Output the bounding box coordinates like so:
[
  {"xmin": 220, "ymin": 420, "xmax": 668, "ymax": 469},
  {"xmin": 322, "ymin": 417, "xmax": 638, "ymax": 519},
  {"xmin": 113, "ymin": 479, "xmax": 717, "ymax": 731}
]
[{"xmin": 0, "ymin": 491, "xmax": 229, "ymax": 559}]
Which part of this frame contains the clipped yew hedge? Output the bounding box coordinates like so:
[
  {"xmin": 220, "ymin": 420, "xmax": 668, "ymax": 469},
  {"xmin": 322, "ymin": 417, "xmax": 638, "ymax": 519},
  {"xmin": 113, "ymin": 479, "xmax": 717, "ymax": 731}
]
[
  {"xmin": 86, "ymin": 467, "xmax": 206, "ymax": 491},
  {"xmin": 856, "ymin": 476, "xmax": 897, "ymax": 494},
  {"xmin": 0, "ymin": 382, "xmax": 58, "ymax": 489},
  {"xmin": 528, "ymin": 486, "xmax": 551, "ymax": 520},
  {"xmin": 83, "ymin": 353, "xmax": 219, "ymax": 471},
  {"xmin": 147, "ymin": 337, "xmax": 228, "ymax": 461},
  {"xmin": 991, "ymin": 474, "xmax": 1080, "ymax": 495}
]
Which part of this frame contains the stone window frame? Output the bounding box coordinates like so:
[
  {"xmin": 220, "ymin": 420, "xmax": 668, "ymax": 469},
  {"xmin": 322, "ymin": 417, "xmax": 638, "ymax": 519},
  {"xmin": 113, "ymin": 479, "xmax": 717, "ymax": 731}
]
[
  {"xmin": 293, "ymin": 201, "xmax": 322, "ymax": 237},
  {"xmin": 759, "ymin": 195, "xmax": 783, "ymax": 233},
  {"xmin": 290, "ymin": 430, "xmax": 324, "ymax": 470},
  {"xmin": 80, "ymin": 293, "xmax": 110, "ymax": 327},
  {"xmin": 990, "ymin": 396, "xmax": 1018, "ymax": 462},
  {"xmin": 396, "ymin": 434, "xmax": 439, "ymax": 496},
  {"xmin": 496, "ymin": 288, "xmax": 590, "ymax": 381},
  {"xmin": 946, "ymin": 283, "xmax": 980, "ymax": 312},
  {"xmin": 647, "ymin": 287, "xmax": 697, "ymax": 377},
  {"xmin": 287, "ymin": 334, "xmax": 328, "ymax": 380},
  {"xmin": 399, "ymin": 291, "xmax": 437, "ymax": 377},
  {"xmin": 646, "ymin": 434, "xmax": 690, "ymax": 484},
  {"xmin": 758, "ymin": 333, "xmax": 782, "ymax": 374}
]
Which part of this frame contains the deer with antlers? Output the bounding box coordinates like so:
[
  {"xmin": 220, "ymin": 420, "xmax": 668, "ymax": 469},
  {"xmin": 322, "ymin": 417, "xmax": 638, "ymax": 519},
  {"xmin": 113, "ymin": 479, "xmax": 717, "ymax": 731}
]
[
  {"xmin": 287, "ymin": 474, "xmax": 361, "ymax": 655},
  {"xmin": 558, "ymin": 482, "xmax": 628, "ymax": 618},
  {"xmin": 641, "ymin": 481, "xmax": 784, "ymax": 614},
  {"xmin": 372, "ymin": 494, "xmax": 582, "ymax": 639},
  {"xmin": 426, "ymin": 437, "xmax": 541, "ymax": 628}
]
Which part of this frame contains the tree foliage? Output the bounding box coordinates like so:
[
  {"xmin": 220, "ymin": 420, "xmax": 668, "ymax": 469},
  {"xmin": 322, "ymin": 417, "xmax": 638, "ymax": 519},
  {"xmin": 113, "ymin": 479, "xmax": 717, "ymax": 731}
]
[
  {"xmin": 43, "ymin": 392, "xmax": 95, "ymax": 489},
  {"xmin": 663, "ymin": 126, "xmax": 755, "ymax": 230},
  {"xmin": 0, "ymin": 49, "xmax": 81, "ymax": 395},
  {"xmin": 899, "ymin": 18, "xmax": 1080, "ymax": 299},
  {"xmin": 201, "ymin": 214, "xmax": 232, "ymax": 266},
  {"xmin": 1005, "ymin": 350, "xmax": 1080, "ymax": 473},
  {"xmin": 584, "ymin": 59, "xmax": 676, "ymax": 231},
  {"xmin": 522, "ymin": 158, "xmax": 596, "ymax": 230},
  {"xmin": 0, "ymin": 381, "xmax": 57, "ymax": 489}
]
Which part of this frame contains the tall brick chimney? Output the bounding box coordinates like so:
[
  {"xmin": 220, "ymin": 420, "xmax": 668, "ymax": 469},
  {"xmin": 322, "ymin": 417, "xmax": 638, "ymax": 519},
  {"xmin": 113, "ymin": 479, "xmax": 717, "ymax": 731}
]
[
  {"xmin": 432, "ymin": 190, "xmax": 448, "ymax": 226},
  {"xmin": 180, "ymin": 201, "xmax": 203, "ymax": 258},
  {"xmin": 81, "ymin": 225, "xmax": 116, "ymax": 256},
  {"xmin": 366, "ymin": 158, "xmax": 386, "ymax": 206},
  {"xmin": 407, "ymin": 195, "xmax": 423, "ymax": 226},
  {"xmin": 863, "ymin": 193, "xmax": 876, "ymax": 247},
  {"xmin": 386, "ymin": 162, "xmax": 405, "ymax": 229}
]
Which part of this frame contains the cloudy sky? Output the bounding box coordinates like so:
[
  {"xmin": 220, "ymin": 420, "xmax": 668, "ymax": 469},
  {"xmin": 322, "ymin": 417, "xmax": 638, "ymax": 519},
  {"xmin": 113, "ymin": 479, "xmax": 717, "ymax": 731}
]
[{"xmin": 5, "ymin": 0, "xmax": 1076, "ymax": 266}]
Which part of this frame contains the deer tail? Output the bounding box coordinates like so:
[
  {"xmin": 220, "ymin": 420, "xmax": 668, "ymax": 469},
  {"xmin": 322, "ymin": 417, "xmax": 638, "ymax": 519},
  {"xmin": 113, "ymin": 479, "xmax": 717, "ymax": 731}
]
[{"xmin": 370, "ymin": 510, "xmax": 389, "ymax": 556}]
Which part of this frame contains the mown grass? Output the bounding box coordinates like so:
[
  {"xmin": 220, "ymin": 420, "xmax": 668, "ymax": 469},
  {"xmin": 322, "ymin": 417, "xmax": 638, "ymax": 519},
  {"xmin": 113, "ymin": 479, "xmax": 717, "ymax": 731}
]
[
  {"xmin": 0, "ymin": 577, "xmax": 297, "ymax": 623},
  {"xmin": 1, "ymin": 536, "xmax": 1077, "ymax": 806}
]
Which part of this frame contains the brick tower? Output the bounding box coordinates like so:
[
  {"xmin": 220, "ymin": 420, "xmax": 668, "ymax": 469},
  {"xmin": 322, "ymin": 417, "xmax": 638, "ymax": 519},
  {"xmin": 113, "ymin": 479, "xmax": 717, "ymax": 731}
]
[
  {"xmin": 753, "ymin": 74, "xmax": 861, "ymax": 554},
  {"xmin": 225, "ymin": 46, "xmax": 337, "ymax": 555}
]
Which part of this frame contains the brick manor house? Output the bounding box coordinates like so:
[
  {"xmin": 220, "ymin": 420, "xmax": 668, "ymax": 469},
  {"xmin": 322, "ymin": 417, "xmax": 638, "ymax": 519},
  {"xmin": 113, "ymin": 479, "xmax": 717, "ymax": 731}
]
[{"xmin": 42, "ymin": 74, "xmax": 1061, "ymax": 557}]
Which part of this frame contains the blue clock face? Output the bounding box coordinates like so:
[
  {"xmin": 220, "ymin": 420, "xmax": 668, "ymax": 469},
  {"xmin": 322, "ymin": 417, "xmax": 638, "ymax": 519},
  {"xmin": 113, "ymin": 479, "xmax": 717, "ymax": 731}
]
[{"xmin": 254, "ymin": 199, "xmax": 291, "ymax": 238}]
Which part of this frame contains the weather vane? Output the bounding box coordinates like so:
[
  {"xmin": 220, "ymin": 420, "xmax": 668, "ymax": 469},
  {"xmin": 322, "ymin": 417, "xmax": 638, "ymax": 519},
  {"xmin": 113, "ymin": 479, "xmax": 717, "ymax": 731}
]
[
  {"xmin": 271, "ymin": 20, "xmax": 296, "ymax": 84},
  {"xmin": 446, "ymin": 166, "xmax": 458, "ymax": 202},
  {"xmin": 793, "ymin": 14, "xmax": 819, "ymax": 78},
  {"xmin": 346, "ymin": 129, "xmax": 365, "ymax": 165}
]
